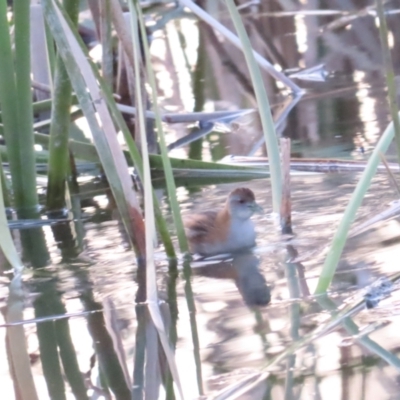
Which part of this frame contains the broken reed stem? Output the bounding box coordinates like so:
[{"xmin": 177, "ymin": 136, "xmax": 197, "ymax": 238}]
[
  {"xmin": 286, "ymin": 245, "xmax": 310, "ymax": 297},
  {"xmin": 280, "ymin": 138, "xmax": 292, "ymax": 234},
  {"xmin": 379, "ymin": 151, "xmax": 400, "ymax": 196}
]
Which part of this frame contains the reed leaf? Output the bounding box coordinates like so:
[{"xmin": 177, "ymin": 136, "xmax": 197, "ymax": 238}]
[
  {"xmin": 46, "ymin": 0, "xmax": 80, "ymax": 212},
  {"xmin": 42, "ymin": 0, "xmax": 146, "ymax": 257},
  {"xmin": 129, "ymin": 2, "xmax": 183, "ymax": 398},
  {"xmin": 315, "ymin": 118, "xmax": 396, "ymax": 294},
  {"xmin": 32, "ymin": 131, "xmax": 273, "ymax": 176},
  {"xmin": 47, "ymin": 0, "xmax": 176, "ymax": 257},
  {"xmin": 136, "ymin": 3, "xmax": 188, "ymax": 253},
  {"xmin": 224, "ymin": 0, "xmax": 282, "ymax": 213}
]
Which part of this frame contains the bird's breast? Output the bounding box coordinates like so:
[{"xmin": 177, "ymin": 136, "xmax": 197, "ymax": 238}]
[
  {"xmin": 185, "ymin": 209, "xmax": 256, "ymax": 256},
  {"xmin": 227, "ymin": 218, "xmax": 256, "ymax": 249}
]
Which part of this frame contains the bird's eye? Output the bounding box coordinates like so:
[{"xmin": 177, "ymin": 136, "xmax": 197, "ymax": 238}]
[{"xmin": 238, "ymin": 199, "xmax": 245, "ymax": 204}]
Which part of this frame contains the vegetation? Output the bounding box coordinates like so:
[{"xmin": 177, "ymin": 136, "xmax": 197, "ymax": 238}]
[{"xmin": 0, "ymin": 0, "xmax": 399, "ymax": 399}]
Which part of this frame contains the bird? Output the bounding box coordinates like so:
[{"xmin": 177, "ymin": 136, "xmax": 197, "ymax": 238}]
[{"xmin": 184, "ymin": 188, "xmax": 262, "ymax": 256}]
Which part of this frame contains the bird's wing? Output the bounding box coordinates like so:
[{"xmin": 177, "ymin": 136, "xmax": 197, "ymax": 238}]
[{"xmin": 184, "ymin": 210, "xmax": 218, "ymax": 239}]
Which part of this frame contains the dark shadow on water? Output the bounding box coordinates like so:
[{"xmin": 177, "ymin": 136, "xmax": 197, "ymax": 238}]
[{"xmin": 193, "ymin": 250, "xmax": 271, "ymax": 307}]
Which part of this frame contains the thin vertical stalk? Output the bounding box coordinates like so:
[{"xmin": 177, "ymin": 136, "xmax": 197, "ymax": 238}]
[
  {"xmin": 45, "ymin": 0, "xmax": 176, "ymax": 257},
  {"xmin": 44, "ymin": 20, "xmax": 56, "ymax": 81},
  {"xmin": 46, "ymin": 0, "xmax": 80, "ymax": 212},
  {"xmin": 43, "ymin": 0, "xmax": 147, "ymax": 257},
  {"xmin": 132, "ymin": 305, "xmax": 147, "ymax": 400},
  {"xmin": 182, "ymin": 260, "xmax": 204, "ymax": 395},
  {"xmin": 280, "ymin": 138, "xmax": 292, "ymax": 234},
  {"xmin": 100, "ymin": 0, "xmax": 113, "ymax": 88},
  {"xmin": 375, "ymin": 0, "xmax": 400, "ymax": 164},
  {"xmin": 0, "ymin": 0, "xmax": 38, "ymax": 214},
  {"xmin": 129, "ymin": 1, "xmax": 156, "ymax": 256},
  {"xmin": 0, "ymin": 0, "xmax": 19, "ymax": 134},
  {"xmin": 224, "ymin": 0, "xmax": 282, "ymax": 213},
  {"xmin": 137, "ymin": 7, "xmax": 200, "ymax": 394},
  {"xmin": 189, "ymin": 22, "xmax": 206, "ymax": 160},
  {"xmin": 0, "ymin": 156, "xmax": 10, "ymax": 208},
  {"xmin": 136, "ymin": 4, "xmax": 189, "ymax": 253},
  {"xmin": 1, "ymin": 0, "xmax": 49, "ymax": 264},
  {"xmin": 14, "ymin": 0, "xmax": 38, "ymax": 214},
  {"xmin": 166, "ymin": 259, "xmax": 178, "ymax": 400},
  {"xmin": 129, "ymin": 3, "xmax": 183, "ymax": 398}
]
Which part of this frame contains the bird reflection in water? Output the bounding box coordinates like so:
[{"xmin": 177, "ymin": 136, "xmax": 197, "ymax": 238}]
[{"xmin": 193, "ymin": 251, "xmax": 270, "ymax": 307}]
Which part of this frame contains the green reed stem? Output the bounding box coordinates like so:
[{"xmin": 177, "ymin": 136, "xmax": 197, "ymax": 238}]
[
  {"xmin": 132, "ymin": 305, "xmax": 147, "ymax": 400},
  {"xmin": 44, "ymin": 0, "xmax": 147, "ymax": 257},
  {"xmin": 0, "ymin": 0, "xmax": 50, "ymax": 267},
  {"xmin": 129, "ymin": 0, "xmax": 157, "ymax": 261},
  {"xmin": 100, "ymin": 0, "xmax": 113, "ymax": 88},
  {"xmin": 14, "ymin": 0, "xmax": 38, "ymax": 211},
  {"xmin": 182, "ymin": 259, "xmax": 204, "ymax": 395},
  {"xmin": 136, "ymin": 4, "xmax": 189, "ymax": 253},
  {"xmin": 0, "ymin": 157, "xmax": 10, "ymax": 208},
  {"xmin": 130, "ymin": 3, "xmax": 183, "ymax": 398},
  {"xmin": 49, "ymin": 0, "xmax": 176, "ymax": 257},
  {"xmin": 375, "ymin": 0, "xmax": 400, "ymax": 165},
  {"xmin": 315, "ymin": 119, "xmax": 396, "ymax": 294},
  {"xmin": 189, "ymin": 23, "xmax": 206, "ymax": 160},
  {"xmin": 0, "ymin": 0, "xmax": 39, "ymax": 215},
  {"xmin": 44, "ymin": 19, "xmax": 56, "ymax": 81},
  {"xmin": 224, "ymin": 0, "xmax": 282, "ymax": 213},
  {"xmin": 46, "ymin": 0, "xmax": 80, "ymax": 212}
]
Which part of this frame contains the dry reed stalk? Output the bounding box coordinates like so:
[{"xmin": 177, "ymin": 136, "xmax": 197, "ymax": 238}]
[{"xmin": 280, "ymin": 137, "xmax": 292, "ymax": 234}]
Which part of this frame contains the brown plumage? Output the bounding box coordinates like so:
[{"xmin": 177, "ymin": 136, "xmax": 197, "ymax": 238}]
[{"xmin": 184, "ymin": 188, "xmax": 261, "ymax": 256}]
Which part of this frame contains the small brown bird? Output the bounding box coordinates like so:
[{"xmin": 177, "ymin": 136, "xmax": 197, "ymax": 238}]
[{"xmin": 184, "ymin": 188, "xmax": 262, "ymax": 256}]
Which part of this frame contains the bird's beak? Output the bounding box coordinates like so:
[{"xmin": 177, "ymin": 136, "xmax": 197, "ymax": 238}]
[{"xmin": 250, "ymin": 202, "xmax": 263, "ymax": 214}]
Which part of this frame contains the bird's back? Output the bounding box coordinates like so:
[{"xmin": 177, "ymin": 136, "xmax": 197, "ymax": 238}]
[{"xmin": 184, "ymin": 209, "xmax": 231, "ymax": 255}]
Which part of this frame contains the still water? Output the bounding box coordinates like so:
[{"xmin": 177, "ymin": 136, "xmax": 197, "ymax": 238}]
[{"xmin": 2, "ymin": 173, "xmax": 400, "ymax": 399}]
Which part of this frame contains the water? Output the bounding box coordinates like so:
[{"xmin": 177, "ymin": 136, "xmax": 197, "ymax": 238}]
[
  {"xmin": 3, "ymin": 1, "xmax": 400, "ymax": 399},
  {"xmin": 2, "ymin": 173, "xmax": 400, "ymax": 399}
]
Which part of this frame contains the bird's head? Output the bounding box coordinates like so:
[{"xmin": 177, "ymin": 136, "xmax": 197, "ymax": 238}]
[{"xmin": 227, "ymin": 188, "xmax": 263, "ymax": 220}]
